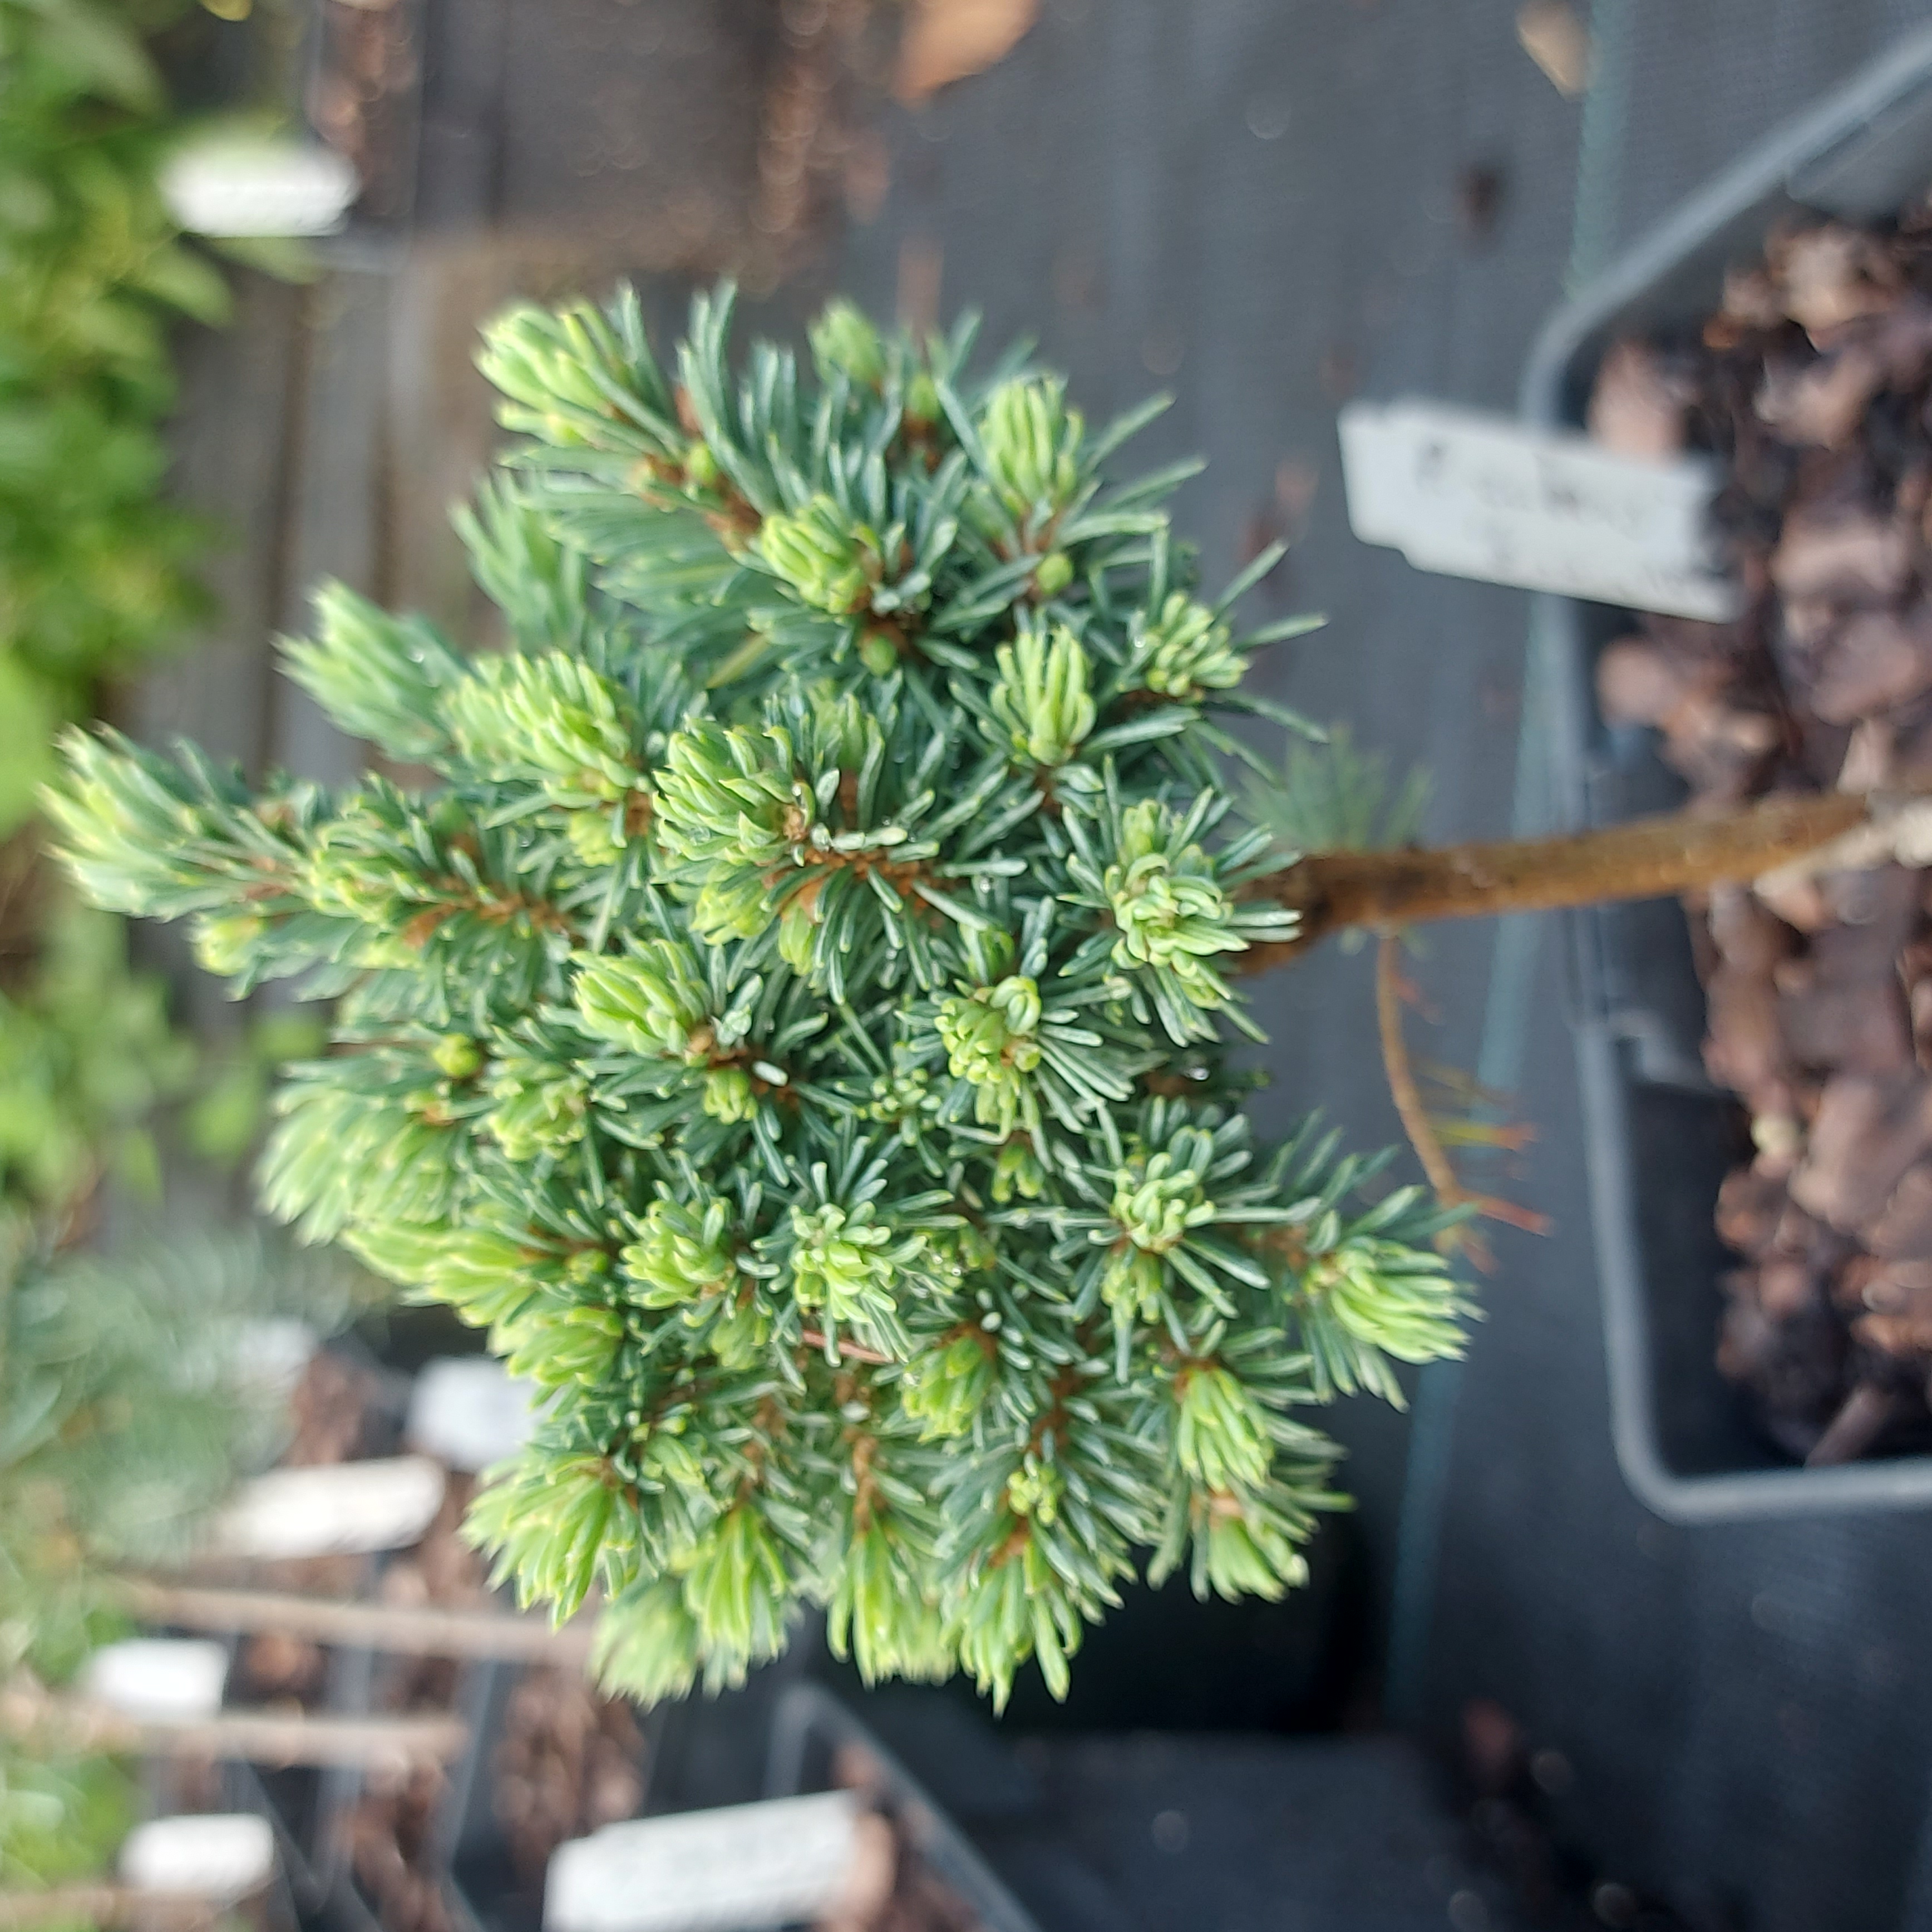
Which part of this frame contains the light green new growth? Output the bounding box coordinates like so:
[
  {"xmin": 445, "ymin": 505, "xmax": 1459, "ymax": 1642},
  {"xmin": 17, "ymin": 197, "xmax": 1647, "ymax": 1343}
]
[{"xmin": 48, "ymin": 287, "xmax": 1472, "ymax": 1710}]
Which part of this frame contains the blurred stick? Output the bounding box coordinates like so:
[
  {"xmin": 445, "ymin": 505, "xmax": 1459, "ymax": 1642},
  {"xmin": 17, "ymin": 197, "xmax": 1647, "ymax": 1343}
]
[
  {"xmin": 119, "ymin": 1577, "xmax": 594, "ymax": 1667},
  {"xmin": 1, "ymin": 1675, "xmax": 466, "ymax": 1771}
]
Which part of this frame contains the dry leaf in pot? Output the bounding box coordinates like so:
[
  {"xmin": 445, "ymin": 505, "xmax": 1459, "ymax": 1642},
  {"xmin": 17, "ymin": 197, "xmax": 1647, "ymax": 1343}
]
[{"xmin": 1588, "ymin": 211, "xmax": 1932, "ymax": 1460}]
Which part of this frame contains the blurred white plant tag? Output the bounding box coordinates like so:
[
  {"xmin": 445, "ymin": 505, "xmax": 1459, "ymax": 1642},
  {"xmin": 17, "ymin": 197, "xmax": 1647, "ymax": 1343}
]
[
  {"xmin": 207, "ymin": 1455, "xmax": 446, "ymax": 1560},
  {"xmin": 1337, "ymin": 398, "xmax": 1740, "ymax": 621},
  {"xmin": 161, "ymin": 137, "xmax": 358, "ymax": 237},
  {"xmin": 121, "ymin": 1815, "xmax": 275, "ymax": 1899},
  {"xmin": 546, "ymin": 1792, "xmax": 860, "ymax": 1932},
  {"xmin": 85, "ymin": 1639, "xmax": 228, "ymax": 1720},
  {"xmin": 230, "ymin": 1319, "xmax": 317, "ymax": 1399},
  {"xmin": 407, "ymin": 1358, "xmax": 537, "ymax": 1473}
]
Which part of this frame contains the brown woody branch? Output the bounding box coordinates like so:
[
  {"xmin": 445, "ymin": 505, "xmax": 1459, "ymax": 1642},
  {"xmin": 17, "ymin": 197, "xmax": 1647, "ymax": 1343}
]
[
  {"xmin": 116, "ymin": 1578, "xmax": 594, "ymax": 1667},
  {"xmin": 1240, "ymin": 789, "xmax": 1874, "ymax": 969},
  {"xmin": 1, "ymin": 1676, "xmax": 466, "ymax": 1772},
  {"xmin": 800, "ymin": 1328, "xmax": 891, "ymax": 1366}
]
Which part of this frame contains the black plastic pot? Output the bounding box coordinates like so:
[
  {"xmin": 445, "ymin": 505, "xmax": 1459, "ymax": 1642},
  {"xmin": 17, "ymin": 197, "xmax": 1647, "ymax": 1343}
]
[
  {"xmin": 204, "ymin": 1345, "xmax": 462, "ymax": 1928},
  {"xmin": 193, "ymin": 1344, "xmax": 412, "ymax": 1914},
  {"xmin": 441, "ymin": 1657, "xmax": 679, "ymax": 1932},
  {"xmin": 438, "ymin": 1660, "xmax": 538, "ymax": 1932},
  {"xmin": 1521, "ymin": 22, "xmax": 1932, "ymax": 1519},
  {"xmin": 229, "ymin": 1585, "xmax": 470, "ymax": 1932},
  {"xmin": 765, "ymin": 1683, "xmax": 1047, "ymax": 1932}
]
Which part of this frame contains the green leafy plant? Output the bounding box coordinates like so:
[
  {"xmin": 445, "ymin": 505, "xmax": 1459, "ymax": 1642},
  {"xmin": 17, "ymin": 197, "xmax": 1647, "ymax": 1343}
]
[
  {"xmin": 1, "ymin": 1225, "xmax": 363, "ymax": 1660},
  {"xmin": 0, "ymin": 1221, "xmax": 362, "ymax": 1887},
  {"xmin": 0, "ymin": 12, "xmax": 367, "ymax": 1897},
  {"xmin": 48, "ymin": 286, "xmax": 1482, "ymax": 1710},
  {"xmin": 0, "ymin": 1, "xmax": 288, "ymax": 1241},
  {"xmin": 0, "ymin": 880, "xmax": 192, "ymax": 1222},
  {"xmin": 0, "ymin": 0, "xmax": 231, "ymax": 752}
]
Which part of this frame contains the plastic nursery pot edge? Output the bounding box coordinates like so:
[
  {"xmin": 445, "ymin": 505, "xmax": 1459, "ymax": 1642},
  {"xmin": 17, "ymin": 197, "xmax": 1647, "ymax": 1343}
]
[
  {"xmin": 765, "ymin": 1683, "xmax": 1047, "ymax": 1932},
  {"xmin": 1519, "ymin": 19, "xmax": 1932, "ymax": 1522}
]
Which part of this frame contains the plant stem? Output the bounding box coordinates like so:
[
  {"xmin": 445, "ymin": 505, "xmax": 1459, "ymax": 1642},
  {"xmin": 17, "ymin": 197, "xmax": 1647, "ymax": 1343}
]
[
  {"xmin": 117, "ymin": 1578, "xmax": 594, "ymax": 1667},
  {"xmin": 1243, "ymin": 789, "xmax": 1871, "ymax": 967},
  {"xmin": 1, "ymin": 1677, "xmax": 467, "ymax": 1771},
  {"xmin": 1372, "ymin": 934, "xmax": 1548, "ymax": 1261},
  {"xmin": 800, "ymin": 1328, "xmax": 891, "ymax": 1365},
  {"xmin": 1373, "ymin": 934, "xmax": 1462, "ymax": 1208},
  {"xmin": 1373, "ymin": 934, "xmax": 1480, "ymax": 1261}
]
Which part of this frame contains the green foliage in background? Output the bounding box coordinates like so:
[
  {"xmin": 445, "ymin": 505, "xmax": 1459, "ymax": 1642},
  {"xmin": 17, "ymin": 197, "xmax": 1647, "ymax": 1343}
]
[
  {"xmin": 0, "ymin": 1747, "xmax": 134, "ymax": 1891},
  {"xmin": 0, "ymin": 1223, "xmax": 363, "ymax": 1884},
  {"xmin": 0, "ymin": 0, "xmax": 229, "ymax": 776},
  {"xmin": 0, "ymin": 1228, "xmax": 361, "ymax": 1662},
  {"xmin": 51, "ymin": 288, "xmax": 1473, "ymax": 1709},
  {"xmin": 0, "ymin": 861, "xmax": 313, "ymax": 1247},
  {"xmin": 0, "ymin": 883, "xmax": 194, "ymax": 1222},
  {"xmin": 0, "ymin": 1, "xmax": 292, "ymax": 1241},
  {"xmin": 182, "ymin": 1006, "xmax": 327, "ymax": 1167},
  {"xmin": 1246, "ymin": 724, "xmax": 1430, "ymax": 865},
  {"xmin": 0, "ymin": 10, "xmax": 338, "ymax": 1894}
]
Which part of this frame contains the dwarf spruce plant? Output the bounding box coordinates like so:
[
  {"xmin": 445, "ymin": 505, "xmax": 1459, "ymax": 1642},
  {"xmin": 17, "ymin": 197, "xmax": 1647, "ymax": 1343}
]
[{"xmin": 48, "ymin": 287, "xmax": 1475, "ymax": 1708}]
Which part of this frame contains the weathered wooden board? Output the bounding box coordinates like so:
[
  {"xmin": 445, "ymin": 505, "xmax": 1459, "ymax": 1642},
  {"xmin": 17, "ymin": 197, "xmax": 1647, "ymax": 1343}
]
[
  {"xmin": 137, "ymin": 273, "xmax": 304, "ymax": 777},
  {"xmin": 269, "ymin": 268, "xmax": 394, "ymax": 790}
]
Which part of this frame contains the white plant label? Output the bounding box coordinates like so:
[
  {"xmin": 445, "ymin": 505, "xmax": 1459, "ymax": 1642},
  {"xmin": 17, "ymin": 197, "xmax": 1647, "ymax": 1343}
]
[
  {"xmin": 1337, "ymin": 398, "xmax": 1741, "ymax": 621},
  {"xmin": 407, "ymin": 1358, "xmax": 538, "ymax": 1473},
  {"xmin": 161, "ymin": 138, "xmax": 358, "ymax": 238},
  {"xmin": 84, "ymin": 1639, "xmax": 229, "ymax": 1721},
  {"xmin": 121, "ymin": 1814, "xmax": 276, "ymax": 1899},
  {"xmin": 207, "ymin": 1455, "xmax": 447, "ymax": 1560},
  {"xmin": 545, "ymin": 1791, "xmax": 860, "ymax": 1932},
  {"xmin": 230, "ymin": 1319, "xmax": 318, "ymax": 1399}
]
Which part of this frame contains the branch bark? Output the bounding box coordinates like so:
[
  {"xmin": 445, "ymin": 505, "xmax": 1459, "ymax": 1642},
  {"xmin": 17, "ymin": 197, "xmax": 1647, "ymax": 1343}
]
[
  {"xmin": 1241, "ymin": 788, "xmax": 1876, "ymax": 968},
  {"xmin": 117, "ymin": 1578, "xmax": 593, "ymax": 1667},
  {"xmin": 1, "ymin": 1677, "xmax": 467, "ymax": 1771}
]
